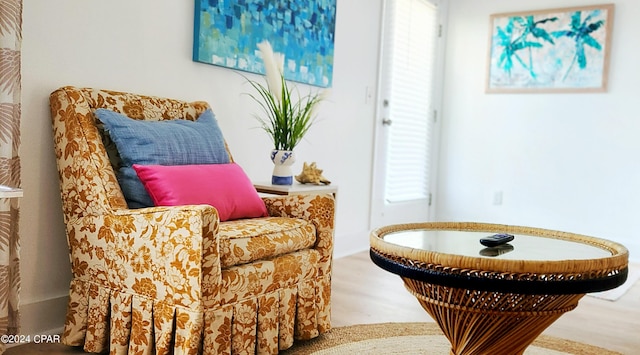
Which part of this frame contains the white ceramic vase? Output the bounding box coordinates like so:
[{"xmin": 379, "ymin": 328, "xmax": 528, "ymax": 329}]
[{"xmin": 271, "ymin": 149, "xmax": 296, "ymax": 185}]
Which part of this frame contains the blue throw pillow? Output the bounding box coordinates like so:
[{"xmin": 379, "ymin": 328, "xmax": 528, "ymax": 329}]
[{"xmin": 95, "ymin": 108, "xmax": 230, "ymax": 208}]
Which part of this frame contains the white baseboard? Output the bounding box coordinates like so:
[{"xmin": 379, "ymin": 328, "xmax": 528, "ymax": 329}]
[{"xmin": 19, "ymin": 295, "xmax": 68, "ymax": 337}]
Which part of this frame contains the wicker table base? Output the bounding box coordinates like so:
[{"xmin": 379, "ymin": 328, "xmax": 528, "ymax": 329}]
[
  {"xmin": 370, "ymin": 222, "xmax": 629, "ymax": 355},
  {"xmin": 403, "ymin": 278, "xmax": 584, "ymax": 355}
]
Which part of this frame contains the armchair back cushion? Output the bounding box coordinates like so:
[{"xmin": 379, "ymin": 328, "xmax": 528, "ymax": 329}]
[
  {"xmin": 49, "ymin": 86, "xmax": 215, "ymax": 220},
  {"xmin": 95, "ymin": 108, "xmax": 230, "ymax": 208}
]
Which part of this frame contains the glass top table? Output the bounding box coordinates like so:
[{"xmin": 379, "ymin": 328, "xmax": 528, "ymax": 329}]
[
  {"xmin": 383, "ymin": 229, "xmax": 613, "ymax": 261},
  {"xmin": 369, "ymin": 222, "xmax": 629, "ymax": 355}
]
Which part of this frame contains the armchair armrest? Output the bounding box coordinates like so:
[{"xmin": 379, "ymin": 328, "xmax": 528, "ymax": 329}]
[
  {"xmin": 262, "ymin": 194, "xmax": 335, "ymax": 275},
  {"xmin": 66, "ymin": 204, "xmax": 223, "ymax": 309}
]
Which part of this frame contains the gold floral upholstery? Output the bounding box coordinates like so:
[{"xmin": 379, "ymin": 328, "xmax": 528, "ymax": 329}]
[{"xmin": 49, "ymin": 86, "xmax": 335, "ymax": 354}]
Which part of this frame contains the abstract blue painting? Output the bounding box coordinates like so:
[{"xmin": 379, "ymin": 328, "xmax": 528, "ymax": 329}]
[{"xmin": 193, "ymin": 0, "xmax": 337, "ymax": 88}]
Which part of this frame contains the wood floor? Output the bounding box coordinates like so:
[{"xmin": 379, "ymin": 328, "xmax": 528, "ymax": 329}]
[{"xmin": 6, "ymin": 251, "xmax": 639, "ymax": 354}]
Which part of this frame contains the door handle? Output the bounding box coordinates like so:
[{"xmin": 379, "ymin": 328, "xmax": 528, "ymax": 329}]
[{"xmin": 382, "ymin": 118, "xmax": 392, "ymax": 126}]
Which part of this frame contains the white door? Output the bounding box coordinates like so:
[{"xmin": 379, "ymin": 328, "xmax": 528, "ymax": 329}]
[{"xmin": 370, "ymin": 0, "xmax": 446, "ymax": 229}]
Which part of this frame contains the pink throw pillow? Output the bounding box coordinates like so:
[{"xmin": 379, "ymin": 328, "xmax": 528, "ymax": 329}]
[{"xmin": 132, "ymin": 163, "xmax": 268, "ymax": 221}]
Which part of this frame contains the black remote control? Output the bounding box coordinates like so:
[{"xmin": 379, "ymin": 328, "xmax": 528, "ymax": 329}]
[{"xmin": 479, "ymin": 233, "xmax": 514, "ymax": 247}]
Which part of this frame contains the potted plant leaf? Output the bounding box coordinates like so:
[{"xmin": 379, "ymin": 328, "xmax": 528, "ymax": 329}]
[{"xmin": 246, "ymin": 41, "xmax": 324, "ymax": 185}]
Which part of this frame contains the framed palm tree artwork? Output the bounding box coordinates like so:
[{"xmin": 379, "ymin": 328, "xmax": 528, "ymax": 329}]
[{"xmin": 486, "ymin": 4, "xmax": 614, "ymax": 93}]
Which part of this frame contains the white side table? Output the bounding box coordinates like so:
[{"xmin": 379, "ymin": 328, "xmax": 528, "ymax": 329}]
[
  {"xmin": 0, "ymin": 185, "xmax": 23, "ymax": 199},
  {"xmin": 253, "ymin": 182, "xmax": 338, "ymax": 199}
]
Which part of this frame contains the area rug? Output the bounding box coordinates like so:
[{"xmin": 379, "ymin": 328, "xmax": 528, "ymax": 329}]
[
  {"xmin": 282, "ymin": 323, "xmax": 621, "ymax": 355},
  {"xmin": 589, "ymin": 266, "xmax": 639, "ymax": 301}
]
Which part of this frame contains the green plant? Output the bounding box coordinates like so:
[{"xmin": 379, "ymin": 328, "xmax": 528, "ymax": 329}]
[{"xmin": 246, "ymin": 41, "xmax": 324, "ymax": 151}]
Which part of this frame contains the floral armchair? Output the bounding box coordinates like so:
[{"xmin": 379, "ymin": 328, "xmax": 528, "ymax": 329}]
[{"xmin": 49, "ymin": 86, "xmax": 335, "ymax": 354}]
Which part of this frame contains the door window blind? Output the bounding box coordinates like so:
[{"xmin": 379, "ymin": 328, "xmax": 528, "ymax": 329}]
[{"xmin": 382, "ymin": 0, "xmax": 438, "ymax": 203}]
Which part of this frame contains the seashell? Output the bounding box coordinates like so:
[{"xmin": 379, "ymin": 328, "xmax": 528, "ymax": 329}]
[{"xmin": 295, "ymin": 162, "xmax": 331, "ymax": 185}]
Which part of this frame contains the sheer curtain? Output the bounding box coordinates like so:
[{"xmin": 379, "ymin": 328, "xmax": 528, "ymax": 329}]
[{"xmin": 0, "ymin": 0, "xmax": 22, "ymax": 353}]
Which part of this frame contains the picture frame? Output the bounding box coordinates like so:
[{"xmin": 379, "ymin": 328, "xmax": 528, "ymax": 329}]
[
  {"xmin": 486, "ymin": 4, "xmax": 614, "ymax": 93},
  {"xmin": 193, "ymin": 0, "xmax": 337, "ymax": 88}
]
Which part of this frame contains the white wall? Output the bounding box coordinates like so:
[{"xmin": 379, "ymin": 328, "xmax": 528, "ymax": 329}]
[
  {"xmin": 438, "ymin": 0, "xmax": 640, "ymax": 261},
  {"xmin": 21, "ymin": 0, "xmax": 382, "ymax": 334}
]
